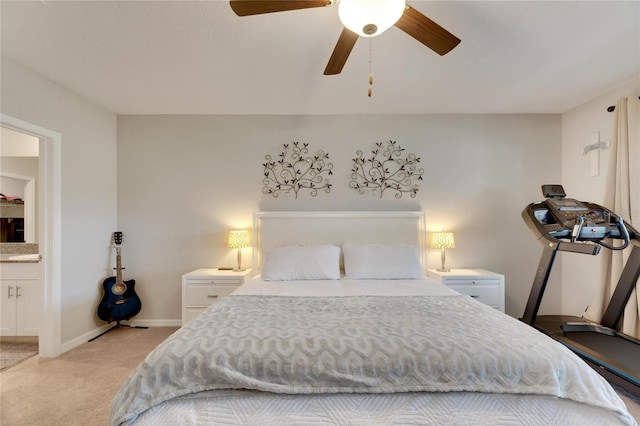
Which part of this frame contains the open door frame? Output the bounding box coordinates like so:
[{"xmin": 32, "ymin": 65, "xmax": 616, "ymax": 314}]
[{"xmin": 1, "ymin": 114, "xmax": 62, "ymax": 357}]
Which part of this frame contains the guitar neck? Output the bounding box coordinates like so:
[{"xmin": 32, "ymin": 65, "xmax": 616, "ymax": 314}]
[{"xmin": 115, "ymin": 246, "xmax": 123, "ymax": 284}]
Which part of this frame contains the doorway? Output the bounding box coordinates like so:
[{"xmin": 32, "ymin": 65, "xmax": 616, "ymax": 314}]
[
  {"xmin": 1, "ymin": 114, "xmax": 62, "ymax": 357},
  {"xmin": 1, "ymin": 129, "xmax": 38, "ymax": 243}
]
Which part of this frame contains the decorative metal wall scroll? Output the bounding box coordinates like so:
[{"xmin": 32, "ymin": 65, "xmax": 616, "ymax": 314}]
[
  {"xmin": 350, "ymin": 140, "xmax": 424, "ymax": 199},
  {"xmin": 263, "ymin": 142, "xmax": 333, "ymax": 199}
]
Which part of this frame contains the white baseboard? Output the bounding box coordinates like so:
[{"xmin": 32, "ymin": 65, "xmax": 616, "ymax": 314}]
[
  {"xmin": 127, "ymin": 319, "xmax": 182, "ymax": 328},
  {"xmin": 60, "ymin": 326, "xmax": 108, "ymax": 354},
  {"xmin": 58, "ymin": 319, "xmax": 181, "ymax": 355}
]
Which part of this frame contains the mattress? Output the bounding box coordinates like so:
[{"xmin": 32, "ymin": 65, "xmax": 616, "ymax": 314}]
[{"xmin": 112, "ymin": 277, "xmax": 636, "ymax": 425}]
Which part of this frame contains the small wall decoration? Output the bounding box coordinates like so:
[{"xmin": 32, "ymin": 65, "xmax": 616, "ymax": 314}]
[
  {"xmin": 350, "ymin": 140, "xmax": 424, "ymax": 199},
  {"xmin": 263, "ymin": 142, "xmax": 333, "ymax": 199}
]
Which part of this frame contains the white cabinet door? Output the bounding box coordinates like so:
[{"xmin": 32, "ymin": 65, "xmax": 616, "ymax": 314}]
[
  {"xmin": 0, "ymin": 280, "xmax": 18, "ymax": 335},
  {"xmin": 16, "ymin": 280, "xmax": 41, "ymax": 336},
  {"xmin": 0, "ymin": 279, "xmax": 41, "ymax": 336}
]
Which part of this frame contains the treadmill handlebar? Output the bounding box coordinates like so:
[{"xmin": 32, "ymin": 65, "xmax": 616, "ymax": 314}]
[{"xmin": 596, "ymin": 214, "xmax": 630, "ymax": 251}]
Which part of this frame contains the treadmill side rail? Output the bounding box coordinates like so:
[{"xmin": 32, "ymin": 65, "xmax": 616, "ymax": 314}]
[
  {"xmin": 561, "ymin": 322, "xmax": 616, "ymax": 336},
  {"xmin": 521, "ymin": 246, "xmax": 557, "ymax": 325},
  {"xmin": 601, "ymin": 245, "xmax": 640, "ymax": 329}
]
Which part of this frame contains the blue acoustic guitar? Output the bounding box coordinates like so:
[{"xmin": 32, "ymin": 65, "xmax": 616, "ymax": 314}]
[{"xmin": 96, "ymin": 232, "xmax": 142, "ymax": 325}]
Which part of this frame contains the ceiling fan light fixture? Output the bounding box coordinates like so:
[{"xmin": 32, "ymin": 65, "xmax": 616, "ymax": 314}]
[{"xmin": 338, "ymin": 0, "xmax": 406, "ymax": 37}]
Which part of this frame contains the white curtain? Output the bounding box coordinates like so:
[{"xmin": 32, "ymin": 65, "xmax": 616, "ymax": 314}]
[{"xmin": 584, "ymin": 96, "xmax": 640, "ymax": 338}]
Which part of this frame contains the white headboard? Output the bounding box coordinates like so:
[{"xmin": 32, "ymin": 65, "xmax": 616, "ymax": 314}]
[{"xmin": 252, "ymin": 211, "xmax": 426, "ymax": 273}]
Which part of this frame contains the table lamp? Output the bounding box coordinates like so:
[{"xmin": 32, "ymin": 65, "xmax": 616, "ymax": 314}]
[
  {"xmin": 228, "ymin": 230, "xmax": 250, "ymax": 271},
  {"xmin": 431, "ymin": 230, "xmax": 455, "ymax": 272}
]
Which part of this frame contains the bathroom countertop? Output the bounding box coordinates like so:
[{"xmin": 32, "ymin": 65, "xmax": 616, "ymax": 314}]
[
  {"xmin": 0, "ymin": 244, "xmax": 41, "ymax": 263},
  {"xmin": 0, "ymin": 254, "xmax": 41, "ymax": 263}
]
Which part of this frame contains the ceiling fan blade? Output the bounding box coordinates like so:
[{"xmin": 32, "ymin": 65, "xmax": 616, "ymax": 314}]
[
  {"xmin": 324, "ymin": 28, "xmax": 358, "ymax": 75},
  {"xmin": 230, "ymin": 1, "xmax": 331, "ymax": 16},
  {"xmin": 394, "ymin": 6, "xmax": 461, "ymax": 55}
]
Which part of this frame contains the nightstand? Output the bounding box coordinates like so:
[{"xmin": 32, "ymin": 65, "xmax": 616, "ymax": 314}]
[
  {"xmin": 427, "ymin": 268, "xmax": 505, "ymax": 312},
  {"xmin": 182, "ymin": 268, "xmax": 252, "ymax": 325}
]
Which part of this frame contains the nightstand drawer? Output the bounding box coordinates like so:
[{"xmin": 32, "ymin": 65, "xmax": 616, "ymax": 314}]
[
  {"xmin": 182, "ymin": 268, "xmax": 252, "ymax": 325},
  {"xmin": 185, "ymin": 284, "xmax": 238, "ymax": 306},
  {"xmin": 427, "ymin": 269, "xmax": 505, "ymax": 313},
  {"xmin": 446, "ymin": 284, "xmax": 501, "ymax": 306},
  {"xmin": 185, "ymin": 278, "xmax": 242, "ymax": 286},
  {"xmin": 441, "ymin": 278, "xmax": 501, "ymax": 287}
]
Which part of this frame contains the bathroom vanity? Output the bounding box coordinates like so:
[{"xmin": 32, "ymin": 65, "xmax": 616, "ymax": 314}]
[{"xmin": 0, "ymin": 244, "xmax": 41, "ymax": 337}]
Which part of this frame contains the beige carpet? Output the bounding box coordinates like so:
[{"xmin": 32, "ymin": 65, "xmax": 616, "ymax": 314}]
[
  {"xmin": 0, "ymin": 326, "xmax": 178, "ymax": 426},
  {"xmin": 0, "ymin": 341, "xmax": 39, "ymax": 371},
  {"xmin": 1, "ymin": 326, "xmax": 639, "ymax": 425}
]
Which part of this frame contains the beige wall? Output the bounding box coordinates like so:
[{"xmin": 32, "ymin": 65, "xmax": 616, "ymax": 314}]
[
  {"xmin": 1, "ymin": 55, "xmax": 118, "ymax": 345},
  {"xmin": 560, "ymin": 78, "xmax": 640, "ymax": 317},
  {"xmin": 11, "ymin": 50, "xmax": 634, "ymax": 347},
  {"xmin": 117, "ymin": 114, "xmax": 561, "ymax": 320}
]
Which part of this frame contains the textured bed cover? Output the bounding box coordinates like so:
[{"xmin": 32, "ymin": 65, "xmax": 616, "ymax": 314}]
[
  {"xmin": 111, "ymin": 278, "xmax": 635, "ymax": 425},
  {"xmin": 234, "ymin": 276, "xmax": 460, "ymax": 297}
]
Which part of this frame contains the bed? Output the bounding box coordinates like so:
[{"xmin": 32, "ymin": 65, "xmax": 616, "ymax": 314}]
[{"xmin": 111, "ymin": 211, "xmax": 636, "ymax": 425}]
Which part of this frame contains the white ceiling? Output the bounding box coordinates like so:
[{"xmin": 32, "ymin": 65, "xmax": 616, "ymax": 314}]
[{"xmin": 1, "ymin": 0, "xmax": 638, "ymax": 115}]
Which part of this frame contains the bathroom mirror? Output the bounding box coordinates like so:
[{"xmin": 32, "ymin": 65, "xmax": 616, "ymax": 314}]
[
  {"xmin": 0, "ymin": 174, "xmax": 36, "ymax": 243},
  {"xmin": 1, "ymin": 126, "xmax": 39, "ymax": 244}
]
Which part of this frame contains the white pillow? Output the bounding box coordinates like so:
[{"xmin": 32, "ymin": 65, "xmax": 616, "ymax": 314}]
[
  {"xmin": 343, "ymin": 243, "xmax": 423, "ymax": 280},
  {"xmin": 261, "ymin": 244, "xmax": 341, "ymax": 281}
]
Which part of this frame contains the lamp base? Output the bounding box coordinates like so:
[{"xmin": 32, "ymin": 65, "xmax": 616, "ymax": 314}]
[
  {"xmin": 438, "ymin": 248, "xmax": 451, "ymax": 273},
  {"xmin": 233, "ymin": 248, "xmax": 247, "ymax": 272}
]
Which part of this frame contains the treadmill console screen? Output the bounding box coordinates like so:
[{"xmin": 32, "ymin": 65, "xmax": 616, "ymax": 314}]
[
  {"xmin": 548, "ymin": 198, "xmax": 588, "ymax": 211},
  {"xmin": 522, "ymin": 184, "xmax": 635, "ymax": 249},
  {"xmin": 545, "ymin": 197, "xmax": 605, "ymax": 232}
]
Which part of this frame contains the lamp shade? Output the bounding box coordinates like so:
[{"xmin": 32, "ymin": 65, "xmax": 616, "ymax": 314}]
[
  {"xmin": 338, "ymin": 0, "xmax": 406, "ymax": 37},
  {"xmin": 228, "ymin": 230, "xmax": 250, "ymax": 249},
  {"xmin": 431, "ymin": 231, "xmax": 455, "ymax": 249}
]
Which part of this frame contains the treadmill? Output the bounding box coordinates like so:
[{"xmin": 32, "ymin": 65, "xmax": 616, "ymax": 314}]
[{"xmin": 521, "ymin": 184, "xmax": 640, "ymax": 396}]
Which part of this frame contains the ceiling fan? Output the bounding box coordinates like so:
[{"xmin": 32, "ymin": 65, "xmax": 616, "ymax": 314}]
[{"xmin": 229, "ymin": 0, "xmax": 461, "ymax": 75}]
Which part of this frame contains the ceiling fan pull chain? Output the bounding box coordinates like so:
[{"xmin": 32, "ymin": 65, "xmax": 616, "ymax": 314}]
[{"xmin": 368, "ymin": 37, "xmax": 373, "ymax": 97}]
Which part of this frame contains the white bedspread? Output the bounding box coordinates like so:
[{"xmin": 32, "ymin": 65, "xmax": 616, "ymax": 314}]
[
  {"xmin": 233, "ymin": 275, "xmax": 459, "ymax": 297},
  {"xmin": 115, "ymin": 277, "xmax": 636, "ymax": 426}
]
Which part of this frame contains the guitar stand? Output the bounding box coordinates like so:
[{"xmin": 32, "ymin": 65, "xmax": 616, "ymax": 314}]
[{"xmin": 88, "ymin": 320, "xmax": 148, "ymax": 342}]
